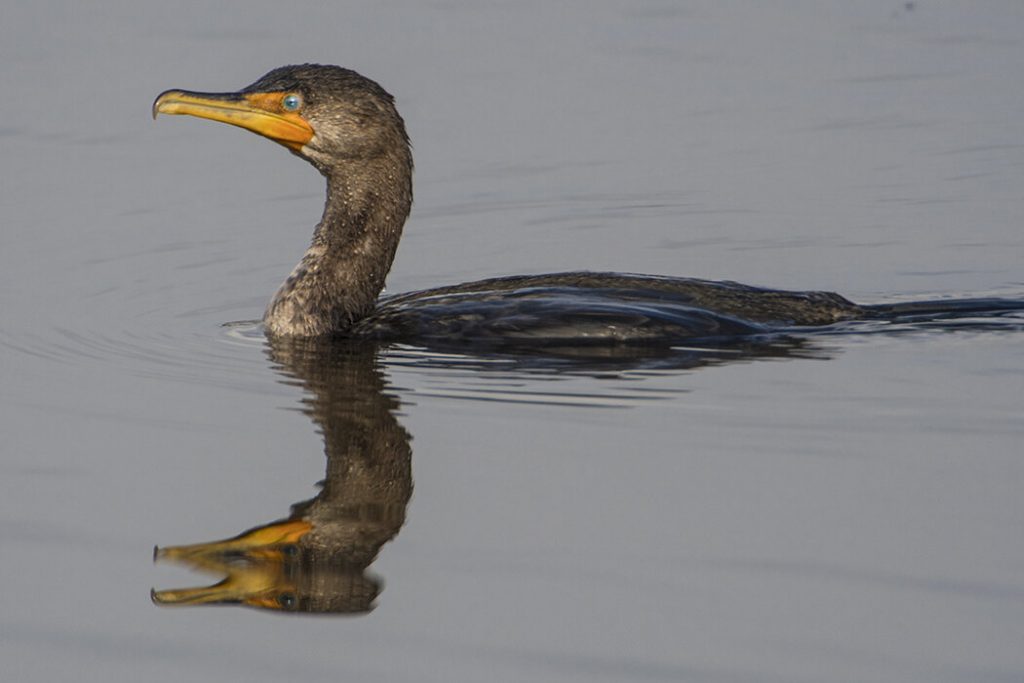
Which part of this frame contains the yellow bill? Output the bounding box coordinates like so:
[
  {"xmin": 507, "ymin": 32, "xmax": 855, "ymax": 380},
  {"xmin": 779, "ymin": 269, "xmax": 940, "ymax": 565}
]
[{"xmin": 153, "ymin": 89, "xmax": 314, "ymax": 151}]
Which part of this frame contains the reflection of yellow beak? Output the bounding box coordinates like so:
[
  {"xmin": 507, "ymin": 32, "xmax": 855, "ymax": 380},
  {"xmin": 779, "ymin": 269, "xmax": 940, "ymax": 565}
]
[
  {"xmin": 154, "ymin": 518, "xmax": 311, "ymax": 562},
  {"xmin": 152, "ymin": 519, "xmax": 311, "ymax": 608},
  {"xmin": 152, "ymin": 90, "xmax": 314, "ymax": 152},
  {"xmin": 150, "ymin": 563, "xmax": 294, "ymax": 608}
]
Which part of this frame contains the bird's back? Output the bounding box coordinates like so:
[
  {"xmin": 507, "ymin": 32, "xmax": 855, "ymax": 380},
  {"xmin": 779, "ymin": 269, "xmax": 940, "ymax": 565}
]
[{"xmin": 352, "ymin": 272, "xmax": 863, "ymax": 347}]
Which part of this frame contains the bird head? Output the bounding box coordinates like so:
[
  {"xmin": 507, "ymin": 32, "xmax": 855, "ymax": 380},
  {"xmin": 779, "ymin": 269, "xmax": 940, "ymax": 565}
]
[{"xmin": 153, "ymin": 64, "xmax": 410, "ymax": 176}]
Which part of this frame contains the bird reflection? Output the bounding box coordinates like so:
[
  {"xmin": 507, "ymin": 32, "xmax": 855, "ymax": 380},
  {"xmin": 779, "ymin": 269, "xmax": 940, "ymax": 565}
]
[
  {"xmin": 153, "ymin": 337, "xmax": 412, "ymax": 614},
  {"xmin": 152, "ymin": 334, "xmax": 830, "ymax": 615}
]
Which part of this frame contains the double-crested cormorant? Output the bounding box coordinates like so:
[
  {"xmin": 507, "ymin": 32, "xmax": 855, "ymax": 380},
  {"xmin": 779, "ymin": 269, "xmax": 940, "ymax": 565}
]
[{"xmin": 153, "ymin": 64, "xmax": 990, "ymax": 345}]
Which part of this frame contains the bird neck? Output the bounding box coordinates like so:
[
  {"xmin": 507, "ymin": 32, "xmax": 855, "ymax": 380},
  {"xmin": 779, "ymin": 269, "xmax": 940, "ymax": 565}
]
[{"xmin": 264, "ymin": 160, "xmax": 412, "ymax": 337}]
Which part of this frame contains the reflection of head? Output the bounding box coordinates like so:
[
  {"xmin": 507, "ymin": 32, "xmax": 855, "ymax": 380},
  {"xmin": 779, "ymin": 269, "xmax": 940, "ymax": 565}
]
[
  {"xmin": 153, "ymin": 339, "xmax": 412, "ymax": 615},
  {"xmin": 153, "ymin": 520, "xmax": 384, "ymax": 614},
  {"xmin": 284, "ymin": 556, "xmax": 382, "ymax": 614}
]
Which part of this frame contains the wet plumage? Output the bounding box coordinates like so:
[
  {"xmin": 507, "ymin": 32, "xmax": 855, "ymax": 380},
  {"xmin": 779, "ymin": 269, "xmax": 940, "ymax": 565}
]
[{"xmin": 154, "ymin": 64, "xmax": 1018, "ymax": 346}]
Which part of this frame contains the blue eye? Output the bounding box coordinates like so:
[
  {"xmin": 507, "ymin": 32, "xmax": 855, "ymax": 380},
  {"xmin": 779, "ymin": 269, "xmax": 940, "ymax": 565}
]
[{"xmin": 282, "ymin": 94, "xmax": 302, "ymax": 111}]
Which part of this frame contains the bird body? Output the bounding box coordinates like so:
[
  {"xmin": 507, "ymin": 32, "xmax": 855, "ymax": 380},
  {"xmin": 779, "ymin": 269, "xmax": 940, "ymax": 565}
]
[
  {"xmin": 153, "ymin": 64, "xmax": 1017, "ymax": 346},
  {"xmin": 356, "ymin": 272, "xmax": 861, "ymax": 346}
]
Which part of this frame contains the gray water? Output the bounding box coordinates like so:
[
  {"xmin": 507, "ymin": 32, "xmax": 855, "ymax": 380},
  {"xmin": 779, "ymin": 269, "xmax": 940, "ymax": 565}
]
[{"xmin": 3, "ymin": 2, "xmax": 1024, "ymax": 681}]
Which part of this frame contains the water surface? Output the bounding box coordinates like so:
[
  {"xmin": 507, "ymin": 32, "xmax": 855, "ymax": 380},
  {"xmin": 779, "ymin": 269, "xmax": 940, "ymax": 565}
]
[{"xmin": 2, "ymin": 2, "xmax": 1023, "ymax": 682}]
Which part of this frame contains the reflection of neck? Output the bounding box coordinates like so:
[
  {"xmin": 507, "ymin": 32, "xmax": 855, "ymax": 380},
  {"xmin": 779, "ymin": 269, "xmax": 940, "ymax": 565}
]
[
  {"xmin": 285, "ymin": 338, "xmax": 413, "ymax": 562},
  {"xmin": 264, "ymin": 156, "xmax": 412, "ymax": 337},
  {"xmin": 152, "ymin": 339, "xmax": 414, "ymax": 613}
]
